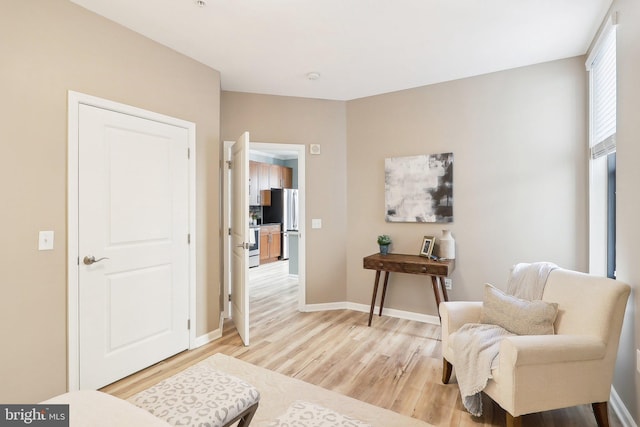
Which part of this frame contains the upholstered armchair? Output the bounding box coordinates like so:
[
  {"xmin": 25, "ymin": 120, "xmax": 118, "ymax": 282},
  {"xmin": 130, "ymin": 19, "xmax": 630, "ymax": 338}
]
[{"xmin": 439, "ymin": 268, "xmax": 630, "ymax": 427}]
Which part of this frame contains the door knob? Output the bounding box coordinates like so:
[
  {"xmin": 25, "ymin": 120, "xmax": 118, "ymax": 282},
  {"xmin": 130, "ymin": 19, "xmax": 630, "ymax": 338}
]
[
  {"xmin": 83, "ymin": 255, "xmax": 109, "ymax": 265},
  {"xmin": 235, "ymin": 243, "xmax": 249, "ymax": 249}
]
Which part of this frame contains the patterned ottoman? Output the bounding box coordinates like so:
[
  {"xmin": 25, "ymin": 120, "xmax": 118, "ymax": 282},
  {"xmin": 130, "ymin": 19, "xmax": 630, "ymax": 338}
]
[
  {"xmin": 268, "ymin": 401, "xmax": 372, "ymax": 427},
  {"xmin": 129, "ymin": 361, "xmax": 260, "ymax": 427}
]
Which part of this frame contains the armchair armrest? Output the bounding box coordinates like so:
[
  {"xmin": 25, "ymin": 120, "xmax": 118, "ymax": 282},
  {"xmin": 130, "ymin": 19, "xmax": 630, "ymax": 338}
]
[
  {"xmin": 499, "ymin": 334, "xmax": 606, "ymax": 367},
  {"xmin": 439, "ymin": 301, "xmax": 482, "ymax": 336}
]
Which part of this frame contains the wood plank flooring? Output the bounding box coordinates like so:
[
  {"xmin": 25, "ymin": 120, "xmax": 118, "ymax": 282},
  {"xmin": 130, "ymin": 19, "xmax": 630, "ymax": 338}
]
[{"xmin": 101, "ymin": 261, "xmax": 621, "ymax": 427}]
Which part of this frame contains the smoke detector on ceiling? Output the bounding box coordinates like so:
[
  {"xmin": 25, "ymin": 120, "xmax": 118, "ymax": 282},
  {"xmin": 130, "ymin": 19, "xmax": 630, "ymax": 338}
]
[
  {"xmin": 194, "ymin": 0, "xmax": 207, "ymax": 7},
  {"xmin": 306, "ymin": 72, "xmax": 321, "ymax": 81}
]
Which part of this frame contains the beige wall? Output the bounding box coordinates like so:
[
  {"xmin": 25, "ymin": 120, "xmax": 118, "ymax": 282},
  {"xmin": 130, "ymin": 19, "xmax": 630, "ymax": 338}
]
[
  {"xmin": 222, "ymin": 59, "xmax": 587, "ymax": 315},
  {"xmin": 346, "ymin": 57, "xmax": 588, "ymax": 314},
  {"xmin": 0, "ymin": 0, "xmax": 221, "ymax": 402},
  {"xmin": 221, "ymin": 92, "xmax": 348, "ymax": 303},
  {"xmin": 221, "ymin": 59, "xmax": 588, "ymax": 314},
  {"xmin": 609, "ymin": 0, "xmax": 640, "ymax": 423}
]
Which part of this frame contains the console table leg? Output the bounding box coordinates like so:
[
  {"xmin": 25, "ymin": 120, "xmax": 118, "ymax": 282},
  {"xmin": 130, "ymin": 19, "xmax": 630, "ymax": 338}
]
[
  {"xmin": 431, "ymin": 276, "xmax": 444, "ymax": 319},
  {"xmin": 378, "ymin": 272, "xmax": 390, "ymax": 317},
  {"xmin": 440, "ymin": 276, "xmax": 449, "ymax": 301},
  {"xmin": 368, "ymin": 270, "xmax": 382, "ymax": 326}
]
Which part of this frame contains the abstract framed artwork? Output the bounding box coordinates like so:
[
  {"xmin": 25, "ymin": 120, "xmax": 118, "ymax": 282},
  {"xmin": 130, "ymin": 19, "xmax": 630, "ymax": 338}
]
[{"xmin": 385, "ymin": 152, "xmax": 453, "ymax": 223}]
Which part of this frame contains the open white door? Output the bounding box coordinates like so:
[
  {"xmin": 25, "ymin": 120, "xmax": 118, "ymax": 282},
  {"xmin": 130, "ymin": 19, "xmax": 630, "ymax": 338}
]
[{"xmin": 231, "ymin": 132, "xmax": 250, "ymax": 346}]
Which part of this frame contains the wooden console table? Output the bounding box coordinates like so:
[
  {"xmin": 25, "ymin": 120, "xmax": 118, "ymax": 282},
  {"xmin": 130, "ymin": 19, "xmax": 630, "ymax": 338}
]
[{"xmin": 363, "ymin": 253, "xmax": 455, "ymax": 326}]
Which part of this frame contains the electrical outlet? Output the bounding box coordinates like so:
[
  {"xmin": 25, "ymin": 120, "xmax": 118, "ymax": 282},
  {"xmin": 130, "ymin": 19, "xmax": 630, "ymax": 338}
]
[{"xmin": 444, "ymin": 278, "xmax": 452, "ymax": 290}]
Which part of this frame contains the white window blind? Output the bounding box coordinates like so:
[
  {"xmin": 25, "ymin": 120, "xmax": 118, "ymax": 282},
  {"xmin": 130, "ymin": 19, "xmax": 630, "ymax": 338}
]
[
  {"xmin": 586, "ymin": 14, "xmax": 617, "ymax": 277},
  {"xmin": 587, "ymin": 23, "xmax": 617, "ymax": 160}
]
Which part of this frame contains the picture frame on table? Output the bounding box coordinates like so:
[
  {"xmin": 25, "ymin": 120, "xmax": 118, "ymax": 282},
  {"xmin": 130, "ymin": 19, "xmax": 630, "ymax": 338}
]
[{"xmin": 419, "ymin": 236, "xmax": 435, "ymax": 257}]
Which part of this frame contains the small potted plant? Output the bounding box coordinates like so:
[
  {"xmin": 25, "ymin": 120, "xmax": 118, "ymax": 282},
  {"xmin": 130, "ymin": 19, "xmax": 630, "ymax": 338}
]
[{"xmin": 377, "ymin": 234, "xmax": 392, "ymax": 255}]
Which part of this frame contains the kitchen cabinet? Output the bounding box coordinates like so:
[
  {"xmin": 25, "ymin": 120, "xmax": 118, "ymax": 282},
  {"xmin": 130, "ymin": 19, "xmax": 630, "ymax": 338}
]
[
  {"xmin": 281, "ymin": 166, "xmax": 293, "ymax": 188},
  {"xmin": 269, "ymin": 164, "xmax": 281, "ymax": 189},
  {"xmin": 269, "ymin": 164, "xmax": 293, "ymax": 189},
  {"xmin": 259, "ymin": 163, "xmax": 271, "ymax": 191},
  {"xmin": 259, "ymin": 224, "xmax": 281, "ymax": 264},
  {"xmin": 260, "ymin": 189, "xmax": 271, "ymax": 206},
  {"xmin": 249, "ymin": 161, "xmax": 260, "ymax": 206},
  {"xmin": 269, "ymin": 228, "xmax": 281, "ymax": 262},
  {"xmin": 249, "ymin": 160, "xmax": 294, "ymax": 206}
]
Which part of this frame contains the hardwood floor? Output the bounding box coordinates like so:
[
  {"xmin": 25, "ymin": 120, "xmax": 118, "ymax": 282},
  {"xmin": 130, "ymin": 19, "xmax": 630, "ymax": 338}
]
[{"xmin": 101, "ymin": 261, "xmax": 621, "ymax": 427}]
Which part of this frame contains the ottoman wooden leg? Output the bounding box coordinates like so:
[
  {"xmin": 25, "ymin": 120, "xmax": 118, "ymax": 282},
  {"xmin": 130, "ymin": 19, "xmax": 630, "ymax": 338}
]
[{"xmin": 235, "ymin": 402, "xmax": 259, "ymax": 427}]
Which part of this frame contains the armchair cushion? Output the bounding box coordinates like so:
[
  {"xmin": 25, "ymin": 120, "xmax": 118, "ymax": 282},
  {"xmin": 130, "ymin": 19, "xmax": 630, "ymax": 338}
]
[{"xmin": 480, "ymin": 284, "xmax": 558, "ymax": 335}]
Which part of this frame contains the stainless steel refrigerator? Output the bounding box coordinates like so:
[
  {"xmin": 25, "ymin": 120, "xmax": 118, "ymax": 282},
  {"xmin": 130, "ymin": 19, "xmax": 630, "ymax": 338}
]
[{"xmin": 263, "ymin": 188, "xmax": 299, "ymax": 260}]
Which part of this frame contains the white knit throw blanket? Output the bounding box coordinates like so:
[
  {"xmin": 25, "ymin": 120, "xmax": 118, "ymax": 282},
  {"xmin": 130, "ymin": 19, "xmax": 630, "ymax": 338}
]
[
  {"xmin": 507, "ymin": 262, "xmax": 557, "ymax": 300},
  {"xmin": 450, "ymin": 323, "xmax": 514, "ymax": 416},
  {"xmin": 451, "ymin": 262, "xmax": 557, "ymax": 416}
]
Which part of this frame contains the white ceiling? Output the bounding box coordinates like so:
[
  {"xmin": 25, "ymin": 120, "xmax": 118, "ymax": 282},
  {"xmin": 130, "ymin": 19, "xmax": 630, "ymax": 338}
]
[{"xmin": 70, "ymin": 0, "xmax": 611, "ymax": 101}]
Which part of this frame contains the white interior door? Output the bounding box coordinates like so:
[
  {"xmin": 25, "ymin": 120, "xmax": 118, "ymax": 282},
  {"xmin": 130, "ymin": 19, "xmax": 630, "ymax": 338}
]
[
  {"xmin": 78, "ymin": 104, "xmax": 190, "ymax": 389},
  {"xmin": 231, "ymin": 132, "xmax": 250, "ymax": 346}
]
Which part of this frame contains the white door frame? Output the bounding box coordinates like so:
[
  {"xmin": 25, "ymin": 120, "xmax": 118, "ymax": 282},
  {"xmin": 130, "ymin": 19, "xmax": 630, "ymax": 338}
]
[
  {"xmin": 222, "ymin": 141, "xmax": 306, "ymax": 319},
  {"xmin": 222, "ymin": 140, "xmax": 233, "ymax": 318},
  {"xmin": 67, "ymin": 91, "xmax": 197, "ymax": 391}
]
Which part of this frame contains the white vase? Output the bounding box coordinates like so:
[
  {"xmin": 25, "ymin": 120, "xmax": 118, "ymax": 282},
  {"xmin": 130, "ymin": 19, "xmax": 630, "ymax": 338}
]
[{"xmin": 438, "ymin": 229, "xmax": 455, "ymax": 259}]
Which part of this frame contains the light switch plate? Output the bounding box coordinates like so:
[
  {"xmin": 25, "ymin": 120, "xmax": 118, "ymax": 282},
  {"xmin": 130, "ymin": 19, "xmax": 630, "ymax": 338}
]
[
  {"xmin": 311, "ymin": 219, "xmax": 322, "ymax": 229},
  {"xmin": 39, "ymin": 230, "xmax": 54, "ymax": 250}
]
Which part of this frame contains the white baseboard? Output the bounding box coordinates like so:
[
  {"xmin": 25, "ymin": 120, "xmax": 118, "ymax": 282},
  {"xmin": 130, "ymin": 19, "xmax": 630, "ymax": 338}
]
[
  {"xmin": 610, "ymin": 386, "xmax": 637, "ymax": 427},
  {"xmin": 193, "ymin": 327, "xmax": 222, "ymax": 349},
  {"xmin": 300, "ymin": 301, "xmax": 348, "ymax": 312},
  {"xmin": 302, "ymin": 301, "xmax": 440, "ymax": 325},
  {"xmin": 346, "ymin": 302, "xmax": 441, "ymax": 325}
]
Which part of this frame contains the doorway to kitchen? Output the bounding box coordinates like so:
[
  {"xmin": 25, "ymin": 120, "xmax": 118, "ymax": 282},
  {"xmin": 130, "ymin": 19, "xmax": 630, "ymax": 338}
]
[
  {"xmin": 222, "ymin": 141, "xmax": 306, "ymax": 339},
  {"xmin": 248, "ymin": 144, "xmax": 302, "ymax": 314}
]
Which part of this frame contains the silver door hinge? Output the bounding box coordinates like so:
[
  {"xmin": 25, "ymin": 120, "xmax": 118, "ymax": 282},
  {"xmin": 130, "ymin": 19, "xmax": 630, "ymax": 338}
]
[
  {"xmin": 226, "ymin": 160, "xmax": 232, "ymax": 169},
  {"xmin": 187, "ymin": 319, "xmax": 191, "ymax": 330},
  {"xmin": 187, "ymin": 233, "xmax": 191, "ymax": 244},
  {"xmin": 228, "ymin": 228, "xmax": 231, "ymax": 236},
  {"xmin": 187, "ymin": 148, "xmax": 191, "ymax": 159},
  {"xmin": 228, "ymin": 294, "xmax": 231, "ymax": 302}
]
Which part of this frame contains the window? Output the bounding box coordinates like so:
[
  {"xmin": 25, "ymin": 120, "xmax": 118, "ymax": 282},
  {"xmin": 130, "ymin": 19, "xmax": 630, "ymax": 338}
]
[{"xmin": 586, "ymin": 15, "xmax": 617, "ymax": 278}]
